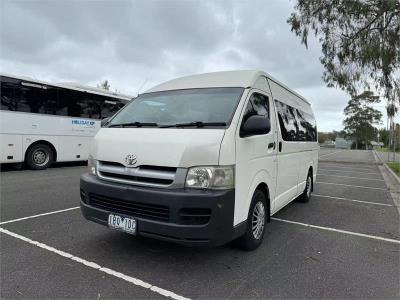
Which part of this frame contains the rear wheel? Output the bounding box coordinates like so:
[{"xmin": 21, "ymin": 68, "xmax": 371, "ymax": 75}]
[
  {"xmin": 236, "ymin": 189, "xmax": 267, "ymax": 251},
  {"xmin": 298, "ymin": 171, "xmax": 312, "ymax": 203},
  {"xmin": 26, "ymin": 144, "xmax": 53, "ymax": 170}
]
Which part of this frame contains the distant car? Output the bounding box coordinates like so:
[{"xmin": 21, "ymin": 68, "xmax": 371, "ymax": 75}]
[{"xmin": 80, "ymin": 70, "xmax": 319, "ymax": 250}]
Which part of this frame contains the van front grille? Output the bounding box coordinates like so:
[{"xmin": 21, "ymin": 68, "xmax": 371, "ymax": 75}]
[
  {"xmin": 100, "ymin": 171, "xmax": 173, "ymax": 185},
  {"xmin": 89, "ymin": 193, "xmax": 170, "ymax": 221},
  {"xmin": 97, "ymin": 161, "xmax": 177, "ymax": 187}
]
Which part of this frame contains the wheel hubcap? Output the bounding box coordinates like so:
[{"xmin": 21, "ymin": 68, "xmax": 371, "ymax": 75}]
[
  {"xmin": 252, "ymin": 201, "xmax": 265, "ymax": 239},
  {"xmin": 32, "ymin": 149, "xmax": 49, "ymax": 166}
]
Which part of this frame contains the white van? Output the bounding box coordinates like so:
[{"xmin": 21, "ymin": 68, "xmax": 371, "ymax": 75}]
[{"xmin": 80, "ymin": 70, "xmax": 319, "ymax": 250}]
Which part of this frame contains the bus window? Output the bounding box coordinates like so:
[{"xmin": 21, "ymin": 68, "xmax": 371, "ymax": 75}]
[{"xmin": 1, "ymin": 77, "xmax": 18, "ymax": 111}]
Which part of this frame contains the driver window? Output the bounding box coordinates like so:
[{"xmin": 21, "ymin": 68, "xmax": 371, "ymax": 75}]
[{"xmin": 240, "ymin": 92, "xmax": 269, "ymax": 133}]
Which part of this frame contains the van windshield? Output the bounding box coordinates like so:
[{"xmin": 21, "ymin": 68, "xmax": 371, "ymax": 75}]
[{"xmin": 108, "ymin": 87, "xmax": 244, "ymax": 128}]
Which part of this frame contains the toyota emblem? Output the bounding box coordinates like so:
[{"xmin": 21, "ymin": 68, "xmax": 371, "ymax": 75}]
[{"xmin": 125, "ymin": 154, "xmax": 137, "ymax": 167}]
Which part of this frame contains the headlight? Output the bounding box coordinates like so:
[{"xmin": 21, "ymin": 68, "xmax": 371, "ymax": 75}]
[
  {"xmin": 88, "ymin": 155, "xmax": 97, "ymax": 176},
  {"xmin": 185, "ymin": 166, "xmax": 234, "ymax": 189}
]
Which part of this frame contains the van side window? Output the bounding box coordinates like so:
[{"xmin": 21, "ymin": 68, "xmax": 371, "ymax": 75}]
[
  {"xmin": 296, "ymin": 109, "xmax": 317, "ymax": 141},
  {"xmin": 275, "ymin": 100, "xmax": 299, "ymax": 141}
]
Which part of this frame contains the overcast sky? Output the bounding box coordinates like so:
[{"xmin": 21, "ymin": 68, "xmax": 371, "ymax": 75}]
[{"xmin": 1, "ymin": 0, "xmax": 397, "ymax": 132}]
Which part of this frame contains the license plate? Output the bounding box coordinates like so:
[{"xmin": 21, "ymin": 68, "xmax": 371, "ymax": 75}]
[{"xmin": 108, "ymin": 214, "xmax": 136, "ymax": 234}]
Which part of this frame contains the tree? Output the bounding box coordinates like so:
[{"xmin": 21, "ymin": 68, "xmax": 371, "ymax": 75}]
[
  {"xmin": 288, "ymin": 0, "xmax": 400, "ymax": 103},
  {"xmin": 343, "ymin": 91, "xmax": 383, "ymax": 149},
  {"xmin": 379, "ymin": 128, "xmax": 390, "ymax": 146},
  {"xmin": 386, "ymin": 101, "xmax": 398, "ymax": 154},
  {"xmin": 318, "ymin": 131, "xmax": 337, "ymax": 144},
  {"xmin": 318, "ymin": 132, "xmax": 328, "ymax": 144},
  {"xmin": 97, "ymin": 80, "xmax": 110, "ymax": 90}
]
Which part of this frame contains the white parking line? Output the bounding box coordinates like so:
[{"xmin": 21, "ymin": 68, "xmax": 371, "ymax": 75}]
[
  {"xmin": 316, "ymin": 181, "xmax": 387, "ymax": 191},
  {"xmin": 313, "ymin": 194, "xmax": 392, "ymax": 207},
  {"xmin": 271, "ymin": 218, "xmax": 400, "ymax": 244},
  {"xmin": 0, "ymin": 227, "xmax": 190, "ymax": 300},
  {"xmin": 318, "ymin": 168, "xmax": 381, "ymax": 175},
  {"xmin": 0, "ymin": 207, "xmax": 80, "ymax": 225},
  {"xmin": 317, "ymin": 173, "xmax": 385, "ymax": 181},
  {"xmin": 318, "ymin": 164, "xmax": 377, "ymax": 172},
  {"xmin": 319, "ymin": 150, "xmax": 345, "ymax": 158}
]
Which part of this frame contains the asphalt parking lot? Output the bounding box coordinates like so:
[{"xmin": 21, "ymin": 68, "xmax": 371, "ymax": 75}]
[{"xmin": 1, "ymin": 149, "xmax": 399, "ymax": 299}]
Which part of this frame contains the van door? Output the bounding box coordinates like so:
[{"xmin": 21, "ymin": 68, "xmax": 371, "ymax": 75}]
[
  {"xmin": 273, "ymin": 100, "xmax": 300, "ymax": 212},
  {"xmin": 235, "ymin": 90, "xmax": 278, "ymax": 224}
]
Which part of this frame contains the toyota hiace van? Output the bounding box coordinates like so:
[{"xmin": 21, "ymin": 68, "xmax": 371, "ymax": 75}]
[{"xmin": 80, "ymin": 70, "xmax": 319, "ymax": 250}]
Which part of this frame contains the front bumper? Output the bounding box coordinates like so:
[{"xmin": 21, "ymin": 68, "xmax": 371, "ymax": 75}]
[{"xmin": 80, "ymin": 174, "xmax": 243, "ymax": 246}]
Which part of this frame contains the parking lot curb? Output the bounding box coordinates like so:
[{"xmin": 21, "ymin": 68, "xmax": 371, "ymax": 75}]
[
  {"xmin": 372, "ymin": 150, "xmax": 382, "ymax": 164},
  {"xmin": 375, "ymin": 150, "xmax": 400, "ymax": 215},
  {"xmin": 374, "ymin": 150, "xmax": 400, "ymax": 185},
  {"xmin": 383, "ymin": 164, "xmax": 400, "ymax": 186}
]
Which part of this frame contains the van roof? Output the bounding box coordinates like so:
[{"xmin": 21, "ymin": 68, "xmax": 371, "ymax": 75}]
[{"xmin": 144, "ymin": 70, "xmax": 310, "ymax": 105}]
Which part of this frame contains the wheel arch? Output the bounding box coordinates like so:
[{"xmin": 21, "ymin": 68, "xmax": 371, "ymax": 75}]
[
  {"xmin": 25, "ymin": 140, "xmax": 57, "ymax": 162},
  {"xmin": 241, "ymin": 169, "xmax": 274, "ymax": 225}
]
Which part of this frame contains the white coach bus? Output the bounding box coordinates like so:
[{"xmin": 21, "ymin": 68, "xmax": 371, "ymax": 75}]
[
  {"xmin": 0, "ymin": 74, "xmax": 131, "ymax": 169},
  {"xmin": 80, "ymin": 70, "xmax": 319, "ymax": 250}
]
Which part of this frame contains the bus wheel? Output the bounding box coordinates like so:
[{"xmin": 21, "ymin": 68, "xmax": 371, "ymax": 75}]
[
  {"xmin": 236, "ymin": 189, "xmax": 267, "ymax": 251},
  {"xmin": 26, "ymin": 144, "xmax": 53, "ymax": 170}
]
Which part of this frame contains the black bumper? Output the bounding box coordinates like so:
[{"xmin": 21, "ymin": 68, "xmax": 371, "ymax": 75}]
[{"xmin": 80, "ymin": 174, "xmax": 244, "ymax": 246}]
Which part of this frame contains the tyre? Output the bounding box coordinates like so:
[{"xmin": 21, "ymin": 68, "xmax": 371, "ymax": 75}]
[
  {"xmin": 26, "ymin": 144, "xmax": 53, "ymax": 170},
  {"xmin": 297, "ymin": 171, "xmax": 312, "ymax": 203},
  {"xmin": 236, "ymin": 189, "xmax": 267, "ymax": 251}
]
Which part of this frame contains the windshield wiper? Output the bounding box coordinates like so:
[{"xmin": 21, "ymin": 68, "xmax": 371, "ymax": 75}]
[
  {"xmin": 108, "ymin": 122, "xmax": 158, "ymax": 128},
  {"xmin": 160, "ymin": 121, "xmax": 227, "ymax": 128}
]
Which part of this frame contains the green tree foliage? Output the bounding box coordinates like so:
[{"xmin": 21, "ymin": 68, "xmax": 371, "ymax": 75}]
[
  {"xmin": 288, "ymin": 0, "xmax": 400, "ymax": 103},
  {"xmin": 318, "ymin": 131, "xmax": 337, "ymax": 144},
  {"xmin": 343, "ymin": 91, "xmax": 383, "ymax": 148},
  {"xmin": 379, "ymin": 128, "xmax": 390, "ymax": 145},
  {"xmin": 318, "ymin": 132, "xmax": 328, "ymax": 144}
]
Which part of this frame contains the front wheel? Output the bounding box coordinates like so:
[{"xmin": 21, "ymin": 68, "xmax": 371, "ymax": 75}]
[
  {"xmin": 236, "ymin": 190, "xmax": 267, "ymax": 251},
  {"xmin": 26, "ymin": 144, "xmax": 53, "ymax": 170}
]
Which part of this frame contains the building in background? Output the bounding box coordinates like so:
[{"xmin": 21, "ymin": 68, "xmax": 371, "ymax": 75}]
[{"xmin": 335, "ymin": 137, "xmax": 353, "ymax": 149}]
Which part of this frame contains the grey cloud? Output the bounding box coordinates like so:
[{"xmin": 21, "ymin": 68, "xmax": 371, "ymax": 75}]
[{"xmin": 0, "ymin": 0, "xmax": 370, "ymax": 131}]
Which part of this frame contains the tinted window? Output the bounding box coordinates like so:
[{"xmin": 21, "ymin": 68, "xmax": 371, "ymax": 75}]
[
  {"xmin": 58, "ymin": 88, "xmax": 79, "ymax": 117},
  {"xmin": 1, "ymin": 76, "xmax": 126, "ymax": 119},
  {"xmin": 296, "ymin": 109, "xmax": 317, "ymax": 141},
  {"xmin": 40, "ymin": 86, "xmax": 58, "ymax": 115},
  {"xmin": 58, "ymin": 90, "xmax": 125, "ymax": 119},
  {"xmin": 1, "ymin": 77, "xmax": 20, "ymax": 111},
  {"xmin": 0, "ymin": 77, "xmax": 58, "ymax": 114},
  {"xmin": 275, "ymin": 100, "xmax": 299, "ymax": 141},
  {"xmin": 80, "ymin": 93, "xmax": 102, "ymax": 119},
  {"xmin": 240, "ymin": 92, "xmax": 270, "ymax": 135},
  {"xmin": 275, "ymin": 100, "xmax": 317, "ymax": 142},
  {"xmin": 101, "ymin": 97, "xmax": 126, "ymax": 118}
]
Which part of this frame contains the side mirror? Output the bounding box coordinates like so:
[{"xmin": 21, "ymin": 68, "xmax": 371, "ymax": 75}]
[
  {"xmin": 240, "ymin": 115, "xmax": 270, "ymax": 137},
  {"xmin": 101, "ymin": 117, "xmax": 110, "ymax": 127}
]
